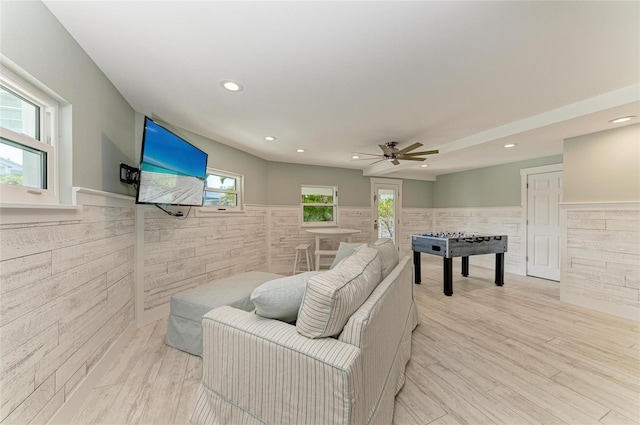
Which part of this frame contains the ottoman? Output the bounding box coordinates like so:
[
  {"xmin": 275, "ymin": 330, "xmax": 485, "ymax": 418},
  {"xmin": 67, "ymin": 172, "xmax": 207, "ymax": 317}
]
[{"xmin": 165, "ymin": 271, "xmax": 284, "ymax": 356}]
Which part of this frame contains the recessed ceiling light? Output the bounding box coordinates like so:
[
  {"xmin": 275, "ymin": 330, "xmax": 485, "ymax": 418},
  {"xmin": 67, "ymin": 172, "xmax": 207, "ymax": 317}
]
[
  {"xmin": 264, "ymin": 136, "xmax": 276, "ymax": 141},
  {"xmin": 609, "ymin": 116, "xmax": 635, "ymax": 124},
  {"xmin": 421, "ymin": 164, "xmax": 428, "ymax": 168},
  {"xmin": 220, "ymin": 80, "xmax": 243, "ymax": 92},
  {"xmin": 352, "ymin": 155, "xmax": 360, "ymax": 159},
  {"xmin": 504, "ymin": 143, "xmax": 517, "ymax": 148},
  {"xmin": 297, "ymin": 149, "xmax": 305, "ymax": 153}
]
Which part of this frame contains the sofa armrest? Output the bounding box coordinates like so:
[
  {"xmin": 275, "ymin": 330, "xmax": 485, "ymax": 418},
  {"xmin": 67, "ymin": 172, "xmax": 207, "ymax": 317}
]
[{"xmin": 191, "ymin": 306, "xmax": 363, "ymax": 425}]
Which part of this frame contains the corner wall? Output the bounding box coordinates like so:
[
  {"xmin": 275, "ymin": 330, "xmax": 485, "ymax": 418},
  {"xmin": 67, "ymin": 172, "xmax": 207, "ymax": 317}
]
[
  {"xmin": 561, "ymin": 124, "xmax": 640, "ymax": 321},
  {"xmin": 0, "ymin": 190, "xmax": 136, "ymax": 424},
  {"xmin": 1, "ymin": 1, "xmax": 136, "ymax": 197},
  {"xmin": 1, "ymin": 3, "xmax": 139, "ymax": 422}
]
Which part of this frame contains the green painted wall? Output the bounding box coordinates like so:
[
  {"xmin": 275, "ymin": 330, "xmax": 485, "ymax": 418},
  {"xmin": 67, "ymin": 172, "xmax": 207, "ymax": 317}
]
[
  {"xmin": 402, "ymin": 179, "xmax": 434, "ymax": 208},
  {"xmin": 1, "ymin": 1, "xmax": 136, "ymax": 197},
  {"xmin": 267, "ymin": 161, "xmax": 434, "ymax": 207},
  {"xmin": 434, "ymin": 155, "xmax": 563, "ymax": 207},
  {"xmin": 267, "ymin": 162, "xmax": 371, "ymax": 207},
  {"xmin": 564, "ymin": 124, "xmax": 640, "ymax": 202}
]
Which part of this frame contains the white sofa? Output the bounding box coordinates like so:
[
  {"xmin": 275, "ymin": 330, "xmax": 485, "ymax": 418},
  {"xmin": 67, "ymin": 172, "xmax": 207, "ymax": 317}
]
[{"xmin": 190, "ymin": 242, "xmax": 419, "ymax": 425}]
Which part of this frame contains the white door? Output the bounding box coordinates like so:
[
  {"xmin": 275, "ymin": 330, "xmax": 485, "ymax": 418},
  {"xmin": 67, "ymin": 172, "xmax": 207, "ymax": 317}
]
[
  {"xmin": 527, "ymin": 171, "xmax": 562, "ymax": 281},
  {"xmin": 371, "ymin": 179, "xmax": 402, "ymax": 245}
]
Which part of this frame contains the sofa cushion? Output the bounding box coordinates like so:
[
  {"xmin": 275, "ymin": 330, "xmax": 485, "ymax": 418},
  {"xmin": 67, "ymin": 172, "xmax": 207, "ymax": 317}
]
[
  {"xmin": 296, "ymin": 245, "xmax": 382, "ymax": 338},
  {"xmin": 251, "ymin": 271, "xmax": 322, "ymax": 323},
  {"xmin": 330, "ymin": 242, "xmax": 366, "ymax": 269},
  {"xmin": 371, "ymin": 238, "xmax": 399, "ymax": 279}
]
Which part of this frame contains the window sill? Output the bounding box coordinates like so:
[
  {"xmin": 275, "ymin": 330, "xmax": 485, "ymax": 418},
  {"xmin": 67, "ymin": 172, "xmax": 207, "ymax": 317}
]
[
  {"xmin": 0, "ymin": 202, "xmax": 83, "ymax": 225},
  {"xmin": 300, "ymin": 222, "xmax": 338, "ymax": 228},
  {"xmin": 195, "ymin": 207, "xmax": 245, "ymax": 216}
]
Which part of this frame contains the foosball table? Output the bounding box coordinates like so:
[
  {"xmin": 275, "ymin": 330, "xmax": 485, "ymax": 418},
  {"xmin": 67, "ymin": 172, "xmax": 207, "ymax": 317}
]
[{"xmin": 411, "ymin": 232, "xmax": 508, "ymax": 296}]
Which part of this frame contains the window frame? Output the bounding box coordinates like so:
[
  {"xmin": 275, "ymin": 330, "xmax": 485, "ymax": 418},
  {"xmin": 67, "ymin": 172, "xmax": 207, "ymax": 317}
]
[
  {"xmin": 0, "ymin": 65, "xmax": 58, "ymax": 205},
  {"xmin": 201, "ymin": 167, "xmax": 244, "ymax": 213},
  {"xmin": 300, "ymin": 184, "xmax": 338, "ymax": 227}
]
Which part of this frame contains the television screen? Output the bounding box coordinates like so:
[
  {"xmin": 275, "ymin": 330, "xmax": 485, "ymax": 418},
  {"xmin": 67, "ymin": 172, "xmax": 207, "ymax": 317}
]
[{"xmin": 136, "ymin": 117, "xmax": 208, "ymax": 206}]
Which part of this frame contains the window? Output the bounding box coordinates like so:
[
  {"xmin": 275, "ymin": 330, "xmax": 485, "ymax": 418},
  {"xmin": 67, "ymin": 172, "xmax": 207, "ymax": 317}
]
[
  {"xmin": 301, "ymin": 185, "xmax": 337, "ymax": 226},
  {"xmin": 203, "ymin": 168, "xmax": 244, "ymax": 212},
  {"xmin": 0, "ymin": 65, "xmax": 58, "ymax": 204}
]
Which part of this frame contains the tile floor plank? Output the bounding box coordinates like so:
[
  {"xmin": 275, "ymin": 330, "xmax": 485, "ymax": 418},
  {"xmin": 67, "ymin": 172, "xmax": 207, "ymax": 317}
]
[{"xmin": 70, "ymin": 259, "xmax": 639, "ymax": 425}]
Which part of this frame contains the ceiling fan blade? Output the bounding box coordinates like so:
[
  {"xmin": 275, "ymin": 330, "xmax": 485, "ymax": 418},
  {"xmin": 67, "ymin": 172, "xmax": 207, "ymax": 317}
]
[
  {"xmin": 391, "ymin": 159, "xmax": 400, "ymax": 166},
  {"xmin": 404, "ymin": 149, "xmax": 439, "ymax": 156},
  {"xmin": 351, "ymin": 157, "xmax": 381, "ymax": 161},
  {"xmin": 397, "ymin": 142, "xmax": 423, "ymax": 154},
  {"xmin": 379, "ymin": 144, "xmax": 393, "ymax": 155},
  {"xmin": 401, "ymin": 157, "xmax": 427, "ymax": 161},
  {"xmin": 353, "ymin": 152, "xmax": 383, "ymax": 157},
  {"xmin": 368, "ymin": 159, "xmax": 386, "ymax": 166}
]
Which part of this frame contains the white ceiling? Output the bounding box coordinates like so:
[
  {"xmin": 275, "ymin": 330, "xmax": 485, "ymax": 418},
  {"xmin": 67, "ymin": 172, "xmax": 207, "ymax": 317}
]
[{"xmin": 44, "ymin": 1, "xmax": 640, "ymax": 181}]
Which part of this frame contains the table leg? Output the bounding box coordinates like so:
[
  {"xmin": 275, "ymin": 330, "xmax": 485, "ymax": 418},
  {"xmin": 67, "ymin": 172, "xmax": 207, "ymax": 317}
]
[
  {"xmin": 461, "ymin": 256, "xmax": 469, "ymax": 276},
  {"xmin": 315, "ymin": 236, "xmax": 321, "ymax": 271},
  {"xmin": 413, "ymin": 251, "xmax": 421, "ymax": 284},
  {"xmin": 495, "ymin": 253, "xmax": 504, "ymax": 286},
  {"xmin": 444, "ymin": 257, "xmax": 453, "ymax": 296}
]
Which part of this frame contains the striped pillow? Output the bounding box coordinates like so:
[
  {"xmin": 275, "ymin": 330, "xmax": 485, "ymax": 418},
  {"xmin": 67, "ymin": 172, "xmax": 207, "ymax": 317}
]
[
  {"xmin": 296, "ymin": 246, "xmax": 382, "ymax": 338},
  {"xmin": 371, "ymin": 238, "xmax": 399, "ymax": 279}
]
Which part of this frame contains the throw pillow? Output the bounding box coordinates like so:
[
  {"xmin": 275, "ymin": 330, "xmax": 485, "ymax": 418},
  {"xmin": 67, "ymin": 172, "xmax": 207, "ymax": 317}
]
[
  {"xmin": 330, "ymin": 242, "xmax": 366, "ymax": 269},
  {"xmin": 296, "ymin": 246, "xmax": 382, "ymax": 338},
  {"xmin": 251, "ymin": 271, "xmax": 322, "ymax": 323},
  {"xmin": 371, "ymin": 238, "xmax": 399, "ymax": 279}
]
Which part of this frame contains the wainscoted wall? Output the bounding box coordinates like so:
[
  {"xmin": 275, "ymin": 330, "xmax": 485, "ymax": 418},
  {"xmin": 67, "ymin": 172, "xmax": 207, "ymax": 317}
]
[
  {"xmin": 142, "ymin": 205, "xmax": 268, "ymax": 313},
  {"xmin": 561, "ymin": 203, "xmax": 640, "ymax": 321},
  {"xmin": 268, "ymin": 206, "xmax": 519, "ymax": 274},
  {"xmin": 0, "ymin": 189, "xmax": 135, "ymax": 425},
  {"xmin": 399, "ymin": 208, "xmax": 434, "ymax": 258},
  {"xmin": 268, "ymin": 206, "xmax": 372, "ymax": 275},
  {"xmin": 432, "ymin": 207, "xmax": 524, "ymax": 274}
]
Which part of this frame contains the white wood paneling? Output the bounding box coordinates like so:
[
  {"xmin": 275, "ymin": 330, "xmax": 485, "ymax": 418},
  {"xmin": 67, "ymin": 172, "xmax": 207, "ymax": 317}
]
[
  {"xmin": 0, "ymin": 189, "xmax": 135, "ymax": 425},
  {"xmin": 141, "ymin": 205, "xmax": 268, "ymax": 311},
  {"xmin": 560, "ymin": 202, "xmax": 640, "ymax": 321},
  {"xmin": 267, "ymin": 206, "xmax": 372, "ymax": 274},
  {"xmin": 400, "ymin": 208, "xmax": 434, "ymax": 258}
]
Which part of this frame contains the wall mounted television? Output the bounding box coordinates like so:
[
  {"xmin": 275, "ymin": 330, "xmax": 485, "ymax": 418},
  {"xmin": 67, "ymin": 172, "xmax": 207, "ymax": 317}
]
[{"xmin": 136, "ymin": 117, "xmax": 208, "ymax": 206}]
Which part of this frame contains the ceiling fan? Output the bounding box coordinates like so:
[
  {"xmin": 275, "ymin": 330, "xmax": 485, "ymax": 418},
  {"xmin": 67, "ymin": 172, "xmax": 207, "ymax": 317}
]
[{"xmin": 353, "ymin": 141, "xmax": 439, "ymax": 166}]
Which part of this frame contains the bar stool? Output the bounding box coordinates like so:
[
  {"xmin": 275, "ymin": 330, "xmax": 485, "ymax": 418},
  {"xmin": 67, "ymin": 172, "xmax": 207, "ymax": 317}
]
[{"xmin": 293, "ymin": 243, "xmax": 313, "ymax": 275}]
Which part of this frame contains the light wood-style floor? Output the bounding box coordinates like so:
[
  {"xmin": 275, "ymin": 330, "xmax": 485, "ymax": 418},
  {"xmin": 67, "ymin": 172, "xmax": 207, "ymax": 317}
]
[{"xmin": 71, "ymin": 258, "xmax": 640, "ymax": 424}]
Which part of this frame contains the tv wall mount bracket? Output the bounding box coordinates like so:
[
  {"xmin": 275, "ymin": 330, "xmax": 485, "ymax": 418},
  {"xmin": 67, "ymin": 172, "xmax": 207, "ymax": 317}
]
[{"xmin": 119, "ymin": 163, "xmax": 139, "ymax": 185}]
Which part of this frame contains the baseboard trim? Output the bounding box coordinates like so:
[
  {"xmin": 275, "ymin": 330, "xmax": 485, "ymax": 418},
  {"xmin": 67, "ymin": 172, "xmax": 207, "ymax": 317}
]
[
  {"xmin": 138, "ymin": 303, "xmax": 170, "ymax": 327},
  {"xmin": 560, "ymin": 292, "xmax": 640, "ymax": 322},
  {"xmin": 48, "ymin": 321, "xmax": 136, "ymax": 424}
]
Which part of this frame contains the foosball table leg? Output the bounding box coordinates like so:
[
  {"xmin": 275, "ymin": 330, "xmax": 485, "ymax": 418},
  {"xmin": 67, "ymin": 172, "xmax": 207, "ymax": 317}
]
[
  {"xmin": 495, "ymin": 253, "xmax": 505, "ymax": 287},
  {"xmin": 413, "ymin": 251, "xmax": 421, "ymax": 284},
  {"xmin": 443, "ymin": 257, "xmax": 453, "ymax": 296},
  {"xmin": 461, "ymin": 256, "xmax": 469, "ymax": 277}
]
